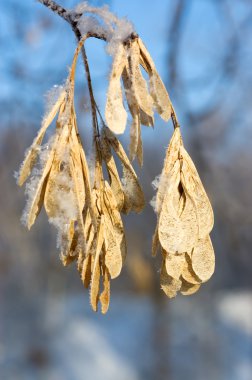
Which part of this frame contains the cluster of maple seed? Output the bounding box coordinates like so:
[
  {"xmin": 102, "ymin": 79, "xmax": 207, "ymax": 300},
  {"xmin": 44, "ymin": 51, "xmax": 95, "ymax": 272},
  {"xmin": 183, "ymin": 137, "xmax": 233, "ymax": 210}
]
[{"xmin": 17, "ymin": 34, "xmax": 214, "ymax": 313}]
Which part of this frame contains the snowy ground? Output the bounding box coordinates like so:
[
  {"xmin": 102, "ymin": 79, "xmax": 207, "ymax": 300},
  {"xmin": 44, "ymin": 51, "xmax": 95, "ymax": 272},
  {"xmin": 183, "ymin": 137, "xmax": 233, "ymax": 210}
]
[{"xmin": 1, "ymin": 291, "xmax": 252, "ymax": 380}]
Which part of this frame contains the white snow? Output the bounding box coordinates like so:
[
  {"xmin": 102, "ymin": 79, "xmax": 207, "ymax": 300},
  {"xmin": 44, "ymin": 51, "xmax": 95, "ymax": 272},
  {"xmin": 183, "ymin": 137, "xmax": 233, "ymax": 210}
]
[{"xmin": 74, "ymin": 2, "xmax": 134, "ymax": 56}]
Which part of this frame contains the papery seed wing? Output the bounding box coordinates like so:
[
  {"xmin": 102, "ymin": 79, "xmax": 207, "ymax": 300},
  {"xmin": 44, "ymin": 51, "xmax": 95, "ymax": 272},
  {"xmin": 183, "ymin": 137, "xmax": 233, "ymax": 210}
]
[
  {"xmin": 129, "ymin": 106, "xmax": 140, "ymax": 163},
  {"xmin": 136, "ymin": 116, "xmax": 143, "ymax": 167},
  {"xmin": 180, "ymin": 145, "xmax": 214, "ymax": 237},
  {"xmin": 163, "ymin": 128, "xmax": 182, "ymax": 175},
  {"xmin": 137, "ymin": 38, "xmax": 171, "ymax": 121},
  {"xmin": 122, "ymin": 65, "xmax": 137, "ymax": 112},
  {"xmin": 139, "ymin": 108, "xmax": 154, "ymax": 127},
  {"xmin": 152, "ymin": 225, "xmax": 160, "ymax": 257},
  {"xmin": 25, "ymin": 135, "xmax": 60, "ymax": 229},
  {"xmin": 44, "ymin": 158, "xmax": 61, "ymax": 218},
  {"xmin": 192, "ymin": 235, "xmax": 215, "ymax": 282},
  {"xmin": 105, "ymin": 44, "xmax": 128, "ymax": 134},
  {"xmin": 155, "ymin": 128, "xmax": 182, "ymax": 214},
  {"xmin": 122, "ymin": 64, "xmax": 153, "ymax": 128},
  {"xmin": 160, "ymin": 259, "xmax": 182, "ymax": 298},
  {"xmin": 100, "ymin": 136, "xmax": 125, "ymax": 211},
  {"xmin": 69, "ymin": 155, "xmax": 87, "ymax": 254},
  {"xmin": 99, "ymin": 263, "xmax": 110, "ymax": 314},
  {"xmin": 103, "ymin": 182, "xmax": 126, "ymax": 277},
  {"xmin": 90, "ymin": 218, "xmax": 105, "ymax": 312},
  {"xmin": 181, "ymin": 253, "xmax": 201, "ymax": 285},
  {"xmin": 104, "ymin": 128, "xmax": 145, "ymax": 213},
  {"xmin": 149, "ymin": 71, "xmax": 172, "ymax": 121},
  {"xmin": 158, "ymin": 160, "xmax": 183, "ymax": 252},
  {"xmin": 81, "ymin": 253, "xmax": 93, "ymax": 288},
  {"xmin": 18, "ymin": 90, "xmax": 66, "ymax": 186},
  {"xmin": 159, "ymin": 159, "xmax": 198, "ymax": 254},
  {"xmin": 128, "ymin": 41, "xmax": 153, "ymax": 117},
  {"xmin": 165, "ymin": 252, "xmax": 185, "ymax": 280},
  {"xmin": 180, "ymin": 279, "xmax": 201, "ymax": 296}
]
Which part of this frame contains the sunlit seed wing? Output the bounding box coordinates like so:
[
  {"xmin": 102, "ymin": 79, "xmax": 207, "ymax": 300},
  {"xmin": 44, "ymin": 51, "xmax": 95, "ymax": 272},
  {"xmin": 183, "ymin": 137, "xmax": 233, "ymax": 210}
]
[
  {"xmin": 136, "ymin": 115, "xmax": 143, "ymax": 167},
  {"xmin": 81, "ymin": 253, "xmax": 93, "ymax": 289},
  {"xmin": 25, "ymin": 134, "xmax": 61, "ymax": 229},
  {"xmin": 180, "ymin": 145, "xmax": 214, "ymax": 237},
  {"xmin": 139, "ymin": 108, "xmax": 154, "ymax": 127},
  {"xmin": 104, "ymin": 128, "xmax": 145, "ymax": 213},
  {"xmin": 149, "ymin": 71, "xmax": 172, "ymax": 121},
  {"xmin": 181, "ymin": 253, "xmax": 202, "ymax": 285},
  {"xmin": 102, "ymin": 182, "xmax": 125, "ymax": 277},
  {"xmin": 160, "ymin": 260, "xmax": 182, "ymax": 298},
  {"xmin": 99, "ymin": 263, "xmax": 110, "ymax": 314},
  {"xmin": 129, "ymin": 106, "xmax": 140, "ymax": 162},
  {"xmin": 18, "ymin": 90, "xmax": 66, "ymax": 186},
  {"xmin": 69, "ymin": 156, "xmax": 87, "ymax": 254},
  {"xmin": 191, "ymin": 235, "xmax": 215, "ymax": 282},
  {"xmin": 165, "ymin": 252, "xmax": 185, "ymax": 280},
  {"xmin": 128, "ymin": 41, "xmax": 153, "ymax": 117},
  {"xmin": 105, "ymin": 44, "xmax": 128, "ymax": 134},
  {"xmin": 137, "ymin": 38, "xmax": 172, "ymax": 121},
  {"xmin": 152, "ymin": 224, "xmax": 160, "ymax": 257},
  {"xmin": 180, "ymin": 279, "xmax": 201, "ymax": 296},
  {"xmin": 100, "ymin": 135, "xmax": 125, "ymax": 211},
  {"xmin": 155, "ymin": 128, "xmax": 182, "ymax": 214},
  {"xmin": 90, "ymin": 218, "xmax": 105, "ymax": 312}
]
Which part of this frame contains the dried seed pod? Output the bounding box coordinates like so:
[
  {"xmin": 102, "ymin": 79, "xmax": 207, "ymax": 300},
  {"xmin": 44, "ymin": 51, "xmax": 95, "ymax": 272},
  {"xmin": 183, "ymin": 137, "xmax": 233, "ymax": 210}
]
[{"xmin": 153, "ymin": 125, "xmax": 214, "ymax": 300}]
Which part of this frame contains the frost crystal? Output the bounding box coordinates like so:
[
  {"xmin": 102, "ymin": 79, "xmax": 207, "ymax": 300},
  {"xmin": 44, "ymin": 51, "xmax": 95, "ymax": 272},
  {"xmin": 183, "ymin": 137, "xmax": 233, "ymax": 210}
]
[{"xmin": 75, "ymin": 2, "xmax": 134, "ymax": 56}]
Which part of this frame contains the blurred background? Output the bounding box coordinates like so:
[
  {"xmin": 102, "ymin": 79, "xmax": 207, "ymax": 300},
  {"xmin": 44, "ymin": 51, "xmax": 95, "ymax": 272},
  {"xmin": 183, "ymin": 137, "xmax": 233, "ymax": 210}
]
[{"xmin": 1, "ymin": 0, "xmax": 252, "ymax": 379}]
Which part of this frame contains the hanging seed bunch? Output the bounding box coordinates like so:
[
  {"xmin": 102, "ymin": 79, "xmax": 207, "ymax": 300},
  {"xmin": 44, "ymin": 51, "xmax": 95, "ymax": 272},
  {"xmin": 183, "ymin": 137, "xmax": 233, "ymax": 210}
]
[
  {"xmin": 105, "ymin": 36, "xmax": 171, "ymax": 165},
  {"xmin": 17, "ymin": 3, "xmax": 215, "ymax": 313},
  {"xmin": 152, "ymin": 124, "xmax": 215, "ymax": 297}
]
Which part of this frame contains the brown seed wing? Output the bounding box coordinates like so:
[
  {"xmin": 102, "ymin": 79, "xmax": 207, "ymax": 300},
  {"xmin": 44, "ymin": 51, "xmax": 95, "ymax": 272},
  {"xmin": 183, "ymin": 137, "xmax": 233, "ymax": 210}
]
[
  {"xmin": 137, "ymin": 38, "xmax": 171, "ymax": 121},
  {"xmin": 165, "ymin": 252, "xmax": 185, "ymax": 280},
  {"xmin": 160, "ymin": 260, "xmax": 182, "ymax": 298},
  {"xmin": 181, "ymin": 253, "xmax": 202, "ymax": 285},
  {"xmin": 155, "ymin": 128, "xmax": 182, "ymax": 213},
  {"xmin": 128, "ymin": 41, "xmax": 153, "ymax": 117},
  {"xmin": 26, "ymin": 133, "xmax": 61, "ymax": 229},
  {"xmin": 180, "ymin": 146, "xmax": 214, "ymax": 237},
  {"xmin": 180, "ymin": 279, "xmax": 201, "ymax": 296},
  {"xmin": 90, "ymin": 218, "xmax": 105, "ymax": 312},
  {"xmin": 81, "ymin": 253, "xmax": 93, "ymax": 288},
  {"xmin": 18, "ymin": 90, "xmax": 66, "ymax": 186},
  {"xmin": 105, "ymin": 44, "xmax": 128, "ymax": 134},
  {"xmin": 101, "ymin": 135, "xmax": 125, "ymax": 211},
  {"xmin": 104, "ymin": 128, "xmax": 145, "ymax": 213},
  {"xmin": 99, "ymin": 263, "xmax": 110, "ymax": 314},
  {"xmin": 192, "ymin": 235, "xmax": 215, "ymax": 282}
]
